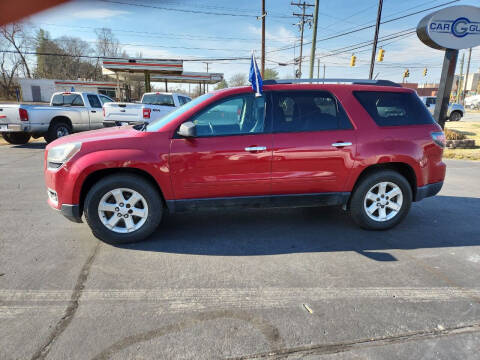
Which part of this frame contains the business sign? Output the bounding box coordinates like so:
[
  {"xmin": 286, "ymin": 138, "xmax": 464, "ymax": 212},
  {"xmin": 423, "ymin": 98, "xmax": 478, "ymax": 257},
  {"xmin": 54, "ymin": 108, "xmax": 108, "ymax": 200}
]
[{"xmin": 417, "ymin": 5, "xmax": 480, "ymax": 50}]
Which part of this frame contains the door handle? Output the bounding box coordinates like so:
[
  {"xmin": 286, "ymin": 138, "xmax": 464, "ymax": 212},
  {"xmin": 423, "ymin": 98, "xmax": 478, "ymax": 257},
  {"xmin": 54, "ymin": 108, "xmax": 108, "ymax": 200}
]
[
  {"xmin": 332, "ymin": 142, "xmax": 352, "ymax": 147},
  {"xmin": 91, "ymin": 110, "xmax": 96, "ymax": 113},
  {"xmin": 245, "ymin": 146, "xmax": 267, "ymax": 152}
]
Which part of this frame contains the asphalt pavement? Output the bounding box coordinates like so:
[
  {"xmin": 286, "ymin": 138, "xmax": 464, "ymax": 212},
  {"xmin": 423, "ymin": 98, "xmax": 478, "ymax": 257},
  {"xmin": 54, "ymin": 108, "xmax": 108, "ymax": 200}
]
[{"xmin": 0, "ymin": 142, "xmax": 479, "ymax": 359}]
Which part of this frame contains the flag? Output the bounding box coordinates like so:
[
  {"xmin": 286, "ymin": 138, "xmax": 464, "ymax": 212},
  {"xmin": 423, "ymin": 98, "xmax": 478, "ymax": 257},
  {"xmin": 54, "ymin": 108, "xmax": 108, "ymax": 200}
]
[{"xmin": 249, "ymin": 52, "xmax": 263, "ymax": 97}]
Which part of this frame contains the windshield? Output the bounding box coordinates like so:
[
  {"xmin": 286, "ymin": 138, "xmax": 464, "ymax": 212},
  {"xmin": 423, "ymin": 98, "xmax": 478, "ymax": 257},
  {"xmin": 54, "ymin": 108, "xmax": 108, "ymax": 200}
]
[
  {"xmin": 146, "ymin": 93, "xmax": 213, "ymax": 132},
  {"xmin": 142, "ymin": 94, "xmax": 175, "ymax": 106}
]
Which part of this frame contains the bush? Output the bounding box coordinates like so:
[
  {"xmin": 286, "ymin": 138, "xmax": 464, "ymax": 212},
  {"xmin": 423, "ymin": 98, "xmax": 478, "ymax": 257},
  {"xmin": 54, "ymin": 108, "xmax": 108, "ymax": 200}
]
[{"xmin": 445, "ymin": 129, "xmax": 466, "ymax": 140}]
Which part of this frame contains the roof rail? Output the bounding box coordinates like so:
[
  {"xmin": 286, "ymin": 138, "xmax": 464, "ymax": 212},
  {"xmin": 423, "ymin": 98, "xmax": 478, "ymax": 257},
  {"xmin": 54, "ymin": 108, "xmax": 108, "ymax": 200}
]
[{"xmin": 262, "ymin": 78, "xmax": 401, "ymax": 87}]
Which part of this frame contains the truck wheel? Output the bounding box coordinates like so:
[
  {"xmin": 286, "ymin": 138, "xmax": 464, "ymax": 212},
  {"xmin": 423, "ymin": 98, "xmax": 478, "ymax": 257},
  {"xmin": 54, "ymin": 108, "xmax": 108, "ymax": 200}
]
[
  {"xmin": 45, "ymin": 121, "xmax": 72, "ymax": 143},
  {"xmin": 449, "ymin": 111, "xmax": 462, "ymax": 122},
  {"xmin": 1, "ymin": 132, "xmax": 31, "ymax": 145},
  {"xmin": 84, "ymin": 174, "xmax": 163, "ymax": 244},
  {"xmin": 349, "ymin": 170, "xmax": 412, "ymax": 230}
]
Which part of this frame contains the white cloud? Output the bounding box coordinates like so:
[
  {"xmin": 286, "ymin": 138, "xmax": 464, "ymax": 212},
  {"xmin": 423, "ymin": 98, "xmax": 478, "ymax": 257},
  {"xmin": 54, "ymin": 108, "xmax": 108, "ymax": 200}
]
[
  {"xmin": 247, "ymin": 25, "xmax": 296, "ymax": 46},
  {"xmin": 72, "ymin": 9, "xmax": 130, "ymax": 19}
]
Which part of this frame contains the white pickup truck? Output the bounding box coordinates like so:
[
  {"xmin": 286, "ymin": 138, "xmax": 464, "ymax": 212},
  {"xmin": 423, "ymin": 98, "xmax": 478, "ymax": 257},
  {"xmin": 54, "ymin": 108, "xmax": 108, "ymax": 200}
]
[
  {"xmin": 0, "ymin": 92, "xmax": 113, "ymax": 144},
  {"xmin": 103, "ymin": 92, "xmax": 191, "ymax": 127}
]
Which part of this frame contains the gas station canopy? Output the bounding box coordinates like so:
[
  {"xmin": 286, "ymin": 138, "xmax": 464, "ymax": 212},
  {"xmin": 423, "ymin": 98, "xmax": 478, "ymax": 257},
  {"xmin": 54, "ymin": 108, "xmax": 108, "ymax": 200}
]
[
  {"xmin": 151, "ymin": 72, "xmax": 223, "ymax": 85},
  {"xmin": 102, "ymin": 58, "xmax": 183, "ymax": 74}
]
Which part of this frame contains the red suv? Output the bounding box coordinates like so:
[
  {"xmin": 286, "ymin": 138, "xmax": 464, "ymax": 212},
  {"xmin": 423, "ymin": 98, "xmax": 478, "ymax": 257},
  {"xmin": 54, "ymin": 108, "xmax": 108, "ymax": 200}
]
[{"xmin": 44, "ymin": 79, "xmax": 446, "ymax": 243}]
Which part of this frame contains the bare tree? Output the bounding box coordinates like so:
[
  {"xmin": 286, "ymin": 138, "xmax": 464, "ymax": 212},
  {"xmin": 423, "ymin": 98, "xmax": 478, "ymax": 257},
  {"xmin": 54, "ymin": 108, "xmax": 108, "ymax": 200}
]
[
  {"xmin": 95, "ymin": 28, "xmax": 120, "ymax": 58},
  {"xmin": 0, "ymin": 23, "xmax": 32, "ymax": 78},
  {"xmin": 0, "ymin": 51, "xmax": 20, "ymax": 99},
  {"xmin": 229, "ymin": 73, "xmax": 247, "ymax": 87}
]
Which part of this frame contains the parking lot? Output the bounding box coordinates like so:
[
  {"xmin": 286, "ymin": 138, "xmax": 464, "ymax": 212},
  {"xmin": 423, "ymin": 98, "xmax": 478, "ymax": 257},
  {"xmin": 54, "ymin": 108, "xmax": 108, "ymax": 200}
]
[{"xmin": 0, "ymin": 142, "xmax": 479, "ymax": 359}]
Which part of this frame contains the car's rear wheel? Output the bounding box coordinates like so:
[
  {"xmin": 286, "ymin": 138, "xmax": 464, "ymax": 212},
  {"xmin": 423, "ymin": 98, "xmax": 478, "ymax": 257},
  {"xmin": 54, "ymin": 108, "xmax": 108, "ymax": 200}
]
[
  {"xmin": 450, "ymin": 111, "xmax": 462, "ymax": 122},
  {"xmin": 84, "ymin": 174, "xmax": 163, "ymax": 244},
  {"xmin": 350, "ymin": 170, "xmax": 412, "ymax": 230},
  {"xmin": 45, "ymin": 121, "xmax": 72, "ymax": 143},
  {"xmin": 1, "ymin": 132, "xmax": 31, "ymax": 145}
]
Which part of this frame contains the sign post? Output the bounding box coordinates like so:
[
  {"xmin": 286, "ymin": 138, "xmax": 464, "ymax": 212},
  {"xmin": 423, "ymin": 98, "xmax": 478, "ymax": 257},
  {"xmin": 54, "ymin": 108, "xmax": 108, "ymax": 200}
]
[{"xmin": 416, "ymin": 5, "xmax": 480, "ymax": 129}]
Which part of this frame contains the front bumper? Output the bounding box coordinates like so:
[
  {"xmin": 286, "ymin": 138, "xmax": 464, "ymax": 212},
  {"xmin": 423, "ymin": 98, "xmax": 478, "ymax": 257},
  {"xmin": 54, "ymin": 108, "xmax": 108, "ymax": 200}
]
[
  {"xmin": 60, "ymin": 204, "xmax": 83, "ymax": 223},
  {"xmin": 415, "ymin": 181, "xmax": 443, "ymax": 202}
]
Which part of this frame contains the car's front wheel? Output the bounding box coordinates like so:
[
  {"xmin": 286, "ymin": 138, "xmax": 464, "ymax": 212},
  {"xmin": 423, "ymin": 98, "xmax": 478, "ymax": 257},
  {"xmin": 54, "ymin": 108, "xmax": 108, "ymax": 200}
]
[
  {"xmin": 350, "ymin": 170, "xmax": 412, "ymax": 230},
  {"xmin": 449, "ymin": 111, "xmax": 462, "ymax": 122},
  {"xmin": 84, "ymin": 174, "xmax": 163, "ymax": 244}
]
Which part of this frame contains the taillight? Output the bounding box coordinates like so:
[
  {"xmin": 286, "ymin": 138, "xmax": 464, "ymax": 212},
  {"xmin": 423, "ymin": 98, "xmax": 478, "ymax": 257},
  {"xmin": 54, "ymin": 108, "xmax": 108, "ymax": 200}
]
[
  {"xmin": 143, "ymin": 108, "xmax": 151, "ymax": 119},
  {"xmin": 431, "ymin": 131, "xmax": 446, "ymax": 148},
  {"xmin": 19, "ymin": 108, "xmax": 28, "ymax": 121}
]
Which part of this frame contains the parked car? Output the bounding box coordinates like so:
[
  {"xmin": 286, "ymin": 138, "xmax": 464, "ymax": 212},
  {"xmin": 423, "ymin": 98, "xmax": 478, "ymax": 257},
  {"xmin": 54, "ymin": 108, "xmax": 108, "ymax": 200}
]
[
  {"xmin": 102, "ymin": 92, "xmax": 191, "ymax": 127},
  {"xmin": 465, "ymin": 95, "xmax": 480, "ymax": 109},
  {"xmin": 420, "ymin": 96, "xmax": 464, "ymax": 121},
  {"xmin": 44, "ymin": 79, "xmax": 446, "ymax": 244},
  {"xmin": 0, "ymin": 92, "xmax": 113, "ymax": 144}
]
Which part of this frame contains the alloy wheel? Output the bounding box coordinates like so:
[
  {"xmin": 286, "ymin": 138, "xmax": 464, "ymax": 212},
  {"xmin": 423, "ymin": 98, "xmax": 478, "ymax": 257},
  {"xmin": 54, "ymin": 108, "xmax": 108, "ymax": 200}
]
[{"xmin": 363, "ymin": 181, "xmax": 403, "ymax": 222}]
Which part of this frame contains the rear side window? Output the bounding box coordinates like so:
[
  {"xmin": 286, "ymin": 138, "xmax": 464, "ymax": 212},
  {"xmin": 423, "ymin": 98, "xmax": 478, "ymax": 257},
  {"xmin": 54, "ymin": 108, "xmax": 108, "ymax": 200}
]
[
  {"xmin": 87, "ymin": 95, "xmax": 102, "ymax": 108},
  {"xmin": 272, "ymin": 91, "xmax": 353, "ymax": 133},
  {"xmin": 354, "ymin": 91, "xmax": 435, "ymax": 126},
  {"xmin": 52, "ymin": 94, "xmax": 84, "ymax": 107},
  {"xmin": 142, "ymin": 94, "xmax": 175, "ymax": 106}
]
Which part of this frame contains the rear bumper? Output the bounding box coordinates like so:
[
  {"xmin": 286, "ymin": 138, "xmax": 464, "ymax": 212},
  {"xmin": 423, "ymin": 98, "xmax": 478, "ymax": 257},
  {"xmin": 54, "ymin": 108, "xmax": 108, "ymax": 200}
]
[
  {"xmin": 0, "ymin": 124, "xmax": 23, "ymax": 132},
  {"xmin": 103, "ymin": 120, "xmax": 143, "ymax": 127},
  {"xmin": 415, "ymin": 181, "xmax": 443, "ymax": 202}
]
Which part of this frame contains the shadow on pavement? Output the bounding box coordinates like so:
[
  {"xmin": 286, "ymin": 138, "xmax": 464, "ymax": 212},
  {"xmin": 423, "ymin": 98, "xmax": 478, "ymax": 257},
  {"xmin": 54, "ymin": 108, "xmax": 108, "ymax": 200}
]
[
  {"xmin": 117, "ymin": 195, "xmax": 480, "ymax": 261},
  {"xmin": 12, "ymin": 142, "xmax": 46, "ymax": 149}
]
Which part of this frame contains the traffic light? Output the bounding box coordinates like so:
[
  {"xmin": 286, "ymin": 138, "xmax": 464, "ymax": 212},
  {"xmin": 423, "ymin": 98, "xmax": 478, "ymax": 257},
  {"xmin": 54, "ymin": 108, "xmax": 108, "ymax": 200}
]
[
  {"xmin": 377, "ymin": 48, "xmax": 385, "ymax": 62},
  {"xmin": 350, "ymin": 54, "xmax": 356, "ymax": 67},
  {"xmin": 403, "ymin": 69, "xmax": 410, "ymax": 78},
  {"xmin": 423, "ymin": 68, "xmax": 428, "ymax": 77}
]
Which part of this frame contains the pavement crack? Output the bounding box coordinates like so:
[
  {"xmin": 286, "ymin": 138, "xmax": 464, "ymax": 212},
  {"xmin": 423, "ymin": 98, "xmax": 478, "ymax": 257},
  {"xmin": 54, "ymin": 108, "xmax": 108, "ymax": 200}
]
[
  {"xmin": 230, "ymin": 322, "xmax": 480, "ymax": 359},
  {"xmin": 30, "ymin": 242, "xmax": 100, "ymax": 360}
]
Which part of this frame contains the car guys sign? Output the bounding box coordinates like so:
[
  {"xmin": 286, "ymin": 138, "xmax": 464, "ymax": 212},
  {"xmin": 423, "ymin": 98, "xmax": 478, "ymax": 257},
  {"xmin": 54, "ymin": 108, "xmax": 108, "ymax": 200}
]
[{"xmin": 417, "ymin": 5, "xmax": 480, "ymax": 50}]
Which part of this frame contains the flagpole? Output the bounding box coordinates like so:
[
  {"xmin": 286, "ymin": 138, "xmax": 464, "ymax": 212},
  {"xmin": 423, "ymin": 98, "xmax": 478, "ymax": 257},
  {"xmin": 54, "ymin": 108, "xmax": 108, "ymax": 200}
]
[{"xmin": 252, "ymin": 51, "xmax": 261, "ymax": 97}]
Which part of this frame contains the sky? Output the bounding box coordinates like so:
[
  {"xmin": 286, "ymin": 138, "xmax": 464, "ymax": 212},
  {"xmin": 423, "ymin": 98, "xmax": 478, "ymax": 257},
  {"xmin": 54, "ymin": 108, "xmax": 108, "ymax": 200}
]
[{"xmin": 23, "ymin": 0, "xmax": 480, "ymax": 89}]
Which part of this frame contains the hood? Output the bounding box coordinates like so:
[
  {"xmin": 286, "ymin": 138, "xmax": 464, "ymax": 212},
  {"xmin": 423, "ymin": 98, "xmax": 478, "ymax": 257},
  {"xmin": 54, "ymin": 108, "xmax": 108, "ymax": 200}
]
[{"xmin": 46, "ymin": 126, "xmax": 142, "ymax": 150}]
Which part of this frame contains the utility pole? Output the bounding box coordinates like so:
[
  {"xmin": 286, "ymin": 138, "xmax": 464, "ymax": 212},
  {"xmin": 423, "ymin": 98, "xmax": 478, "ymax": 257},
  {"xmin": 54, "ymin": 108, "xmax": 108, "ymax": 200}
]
[
  {"xmin": 309, "ymin": 0, "xmax": 319, "ymax": 78},
  {"xmin": 369, "ymin": 0, "xmax": 383, "ymax": 80},
  {"xmin": 462, "ymin": 47, "xmax": 472, "ymax": 104},
  {"xmin": 456, "ymin": 51, "xmax": 464, "ymax": 103},
  {"xmin": 292, "ymin": 1, "xmax": 313, "ymax": 78},
  {"xmin": 203, "ymin": 62, "xmax": 211, "ymax": 92},
  {"xmin": 261, "ymin": 0, "xmax": 266, "ymax": 77}
]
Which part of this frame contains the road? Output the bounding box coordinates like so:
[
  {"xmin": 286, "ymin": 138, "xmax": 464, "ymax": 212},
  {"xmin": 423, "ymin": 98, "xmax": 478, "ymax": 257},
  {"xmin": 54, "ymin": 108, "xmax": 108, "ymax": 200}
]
[
  {"xmin": 462, "ymin": 111, "xmax": 480, "ymax": 122},
  {"xmin": 0, "ymin": 143, "xmax": 479, "ymax": 360}
]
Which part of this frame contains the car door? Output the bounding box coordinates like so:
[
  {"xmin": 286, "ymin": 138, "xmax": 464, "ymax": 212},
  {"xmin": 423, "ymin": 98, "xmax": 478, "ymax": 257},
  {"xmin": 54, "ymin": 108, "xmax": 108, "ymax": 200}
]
[
  {"xmin": 86, "ymin": 94, "xmax": 104, "ymax": 129},
  {"xmin": 170, "ymin": 93, "xmax": 272, "ymax": 199},
  {"xmin": 271, "ymin": 90, "xmax": 356, "ymax": 195}
]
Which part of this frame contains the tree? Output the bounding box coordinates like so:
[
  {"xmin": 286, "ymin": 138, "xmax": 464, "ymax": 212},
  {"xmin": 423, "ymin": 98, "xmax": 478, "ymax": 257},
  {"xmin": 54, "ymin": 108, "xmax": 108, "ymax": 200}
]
[
  {"xmin": 214, "ymin": 78, "xmax": 228, "ymax": 90},
  {"xmin": 0, "ymin": 23, "xmax": 32, "ymax": 78},
  {"xmin": 229, "ymin": 73, "xmax": 247, "ymax": 87},
  {"xmin": 263, "ymin": 68, "xmax": 279, "ymax": 80},
  {"xmin": 95, "ymin": 28, "xmax": 120, "ymax": 58}
]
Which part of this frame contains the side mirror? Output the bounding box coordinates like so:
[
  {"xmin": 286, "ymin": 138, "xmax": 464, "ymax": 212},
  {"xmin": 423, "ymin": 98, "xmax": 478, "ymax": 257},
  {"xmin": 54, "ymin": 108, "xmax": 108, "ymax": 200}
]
[{"xmin": 177, "ymin": 121, "xmax": 196, "ymax": 137}]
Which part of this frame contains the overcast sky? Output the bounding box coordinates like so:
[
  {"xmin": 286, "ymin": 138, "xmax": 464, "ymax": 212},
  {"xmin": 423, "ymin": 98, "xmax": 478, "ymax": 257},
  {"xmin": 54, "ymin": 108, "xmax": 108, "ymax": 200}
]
[{"xmin": 24, "ymin": 0, "xmax": 480, "ymax": 87}]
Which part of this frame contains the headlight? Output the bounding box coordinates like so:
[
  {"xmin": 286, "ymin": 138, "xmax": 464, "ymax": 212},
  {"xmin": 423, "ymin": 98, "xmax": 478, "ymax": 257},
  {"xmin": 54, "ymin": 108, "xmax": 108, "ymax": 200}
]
[{"xmin": 47, "ymin": 142, "xmax": 82, "ymax": 169}]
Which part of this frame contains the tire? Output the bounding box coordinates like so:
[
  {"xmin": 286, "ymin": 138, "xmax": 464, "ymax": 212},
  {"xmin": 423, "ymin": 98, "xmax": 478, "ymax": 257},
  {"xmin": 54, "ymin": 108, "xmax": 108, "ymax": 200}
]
[
  {"xmin": 84, "ymin": 174, "xmax": 163, "ymax": 244},
  {"xmin": 449, "ymin": 111, "xmax": 462, "ymax": 122},
  {"xmin": 45, "ymin": 121, "xmax": 72, "ymax": 143},
  {"xmin": 349, "ymin": 170, "xmax": 412, "ymax": 230},
  {"xmin": 1, "ymin": 132, "xmax": 31, "ymax": 145}
]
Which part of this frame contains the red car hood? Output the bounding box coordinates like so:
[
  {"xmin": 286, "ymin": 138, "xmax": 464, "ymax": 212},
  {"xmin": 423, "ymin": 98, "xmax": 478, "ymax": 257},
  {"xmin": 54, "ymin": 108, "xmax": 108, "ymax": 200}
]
[{"xmin": 46, "ymin": 126, "xmax": 142, "ymax": 149}]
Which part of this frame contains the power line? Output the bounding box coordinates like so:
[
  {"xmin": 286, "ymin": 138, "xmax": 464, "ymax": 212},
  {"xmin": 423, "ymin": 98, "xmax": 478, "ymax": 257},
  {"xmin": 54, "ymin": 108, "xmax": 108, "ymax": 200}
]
[
  {"xmin": 267, "ymin": 0, "xmax": 459, "ymax": 54},
  {"xmin": 98, "ymin": 0, "xmax": 291, "ymax": 19}
]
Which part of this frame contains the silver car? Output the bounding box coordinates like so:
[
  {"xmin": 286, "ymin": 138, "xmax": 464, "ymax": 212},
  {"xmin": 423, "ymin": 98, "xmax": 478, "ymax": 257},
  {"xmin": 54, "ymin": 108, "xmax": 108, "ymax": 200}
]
[{"xmin": 420, "ymin": 96, "xmax": 464, "ymax": 121}]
